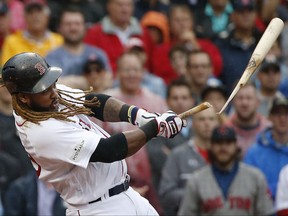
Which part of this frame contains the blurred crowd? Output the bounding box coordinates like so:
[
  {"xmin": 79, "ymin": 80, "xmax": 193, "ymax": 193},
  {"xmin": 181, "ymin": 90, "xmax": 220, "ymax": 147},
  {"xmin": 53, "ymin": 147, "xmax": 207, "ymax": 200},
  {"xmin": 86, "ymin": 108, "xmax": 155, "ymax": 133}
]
[{"xmin": 1, "ymin": 0, "xmax": 288, "ymax": 215}]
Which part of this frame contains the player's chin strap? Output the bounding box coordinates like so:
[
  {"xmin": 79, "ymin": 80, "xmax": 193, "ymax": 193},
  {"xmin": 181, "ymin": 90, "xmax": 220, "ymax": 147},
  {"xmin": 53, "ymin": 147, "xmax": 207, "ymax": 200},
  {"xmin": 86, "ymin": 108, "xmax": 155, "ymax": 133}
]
[{"xmin": 89, "ymin": 175, "xmax": 130, "ymax": 204}]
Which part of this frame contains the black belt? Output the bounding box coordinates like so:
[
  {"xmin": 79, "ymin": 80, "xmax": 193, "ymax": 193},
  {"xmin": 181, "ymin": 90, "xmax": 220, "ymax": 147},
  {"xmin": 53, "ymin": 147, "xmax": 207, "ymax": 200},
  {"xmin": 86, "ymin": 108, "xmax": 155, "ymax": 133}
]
[{"xmin": 89, "ymin": 178, "xmax": 130, "ymax": 204}]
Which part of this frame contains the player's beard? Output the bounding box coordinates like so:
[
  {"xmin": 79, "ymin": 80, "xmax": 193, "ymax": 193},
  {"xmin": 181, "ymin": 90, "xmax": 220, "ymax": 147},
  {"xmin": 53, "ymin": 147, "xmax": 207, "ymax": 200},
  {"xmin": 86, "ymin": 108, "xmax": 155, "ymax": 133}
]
[
  {"xmin": 209, "ymin": 148, "xmax": 240, "ymax": 168},
  {"xmin": 29, "ymin": 100, "xmax": 57, "ymax": 112}
]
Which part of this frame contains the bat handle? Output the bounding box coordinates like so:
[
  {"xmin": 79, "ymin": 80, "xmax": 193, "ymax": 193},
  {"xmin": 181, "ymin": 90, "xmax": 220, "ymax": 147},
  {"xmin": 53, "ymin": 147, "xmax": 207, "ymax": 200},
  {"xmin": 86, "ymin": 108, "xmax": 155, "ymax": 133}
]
[{"xmin": 178, "ymin": 102, "xmax": 212, "ymax": 119}]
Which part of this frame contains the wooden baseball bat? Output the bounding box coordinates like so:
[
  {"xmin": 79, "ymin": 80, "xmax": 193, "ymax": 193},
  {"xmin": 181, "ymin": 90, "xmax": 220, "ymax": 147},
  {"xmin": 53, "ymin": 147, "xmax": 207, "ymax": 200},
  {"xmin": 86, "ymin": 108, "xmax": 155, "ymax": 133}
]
[
  {"xmin": 178, "ymin": 102, "xmax": 212, "ymax": 119},
  {"xmin": 217, "ymin": 17, "xmax": 284, "ymax": 115}
]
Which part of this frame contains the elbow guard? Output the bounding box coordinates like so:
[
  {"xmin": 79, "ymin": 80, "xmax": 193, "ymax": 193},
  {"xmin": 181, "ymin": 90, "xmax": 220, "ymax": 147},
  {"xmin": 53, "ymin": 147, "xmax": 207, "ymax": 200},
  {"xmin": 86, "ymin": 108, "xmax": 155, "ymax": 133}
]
[
  {"xmin": 90, "ymin": 133, "xmax": 128, "ymax": 163},
  {"xmin": 85, "ymin": 93, "xmax": 111, "ymax": 121}
]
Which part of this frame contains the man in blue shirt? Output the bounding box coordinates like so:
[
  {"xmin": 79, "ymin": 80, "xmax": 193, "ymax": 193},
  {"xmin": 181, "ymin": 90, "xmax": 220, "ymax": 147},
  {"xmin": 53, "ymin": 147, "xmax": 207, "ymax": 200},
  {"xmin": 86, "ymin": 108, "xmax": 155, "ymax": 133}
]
[{"xmin": 244, "ymin": 97, "xmax": 288, "ymax": 200}]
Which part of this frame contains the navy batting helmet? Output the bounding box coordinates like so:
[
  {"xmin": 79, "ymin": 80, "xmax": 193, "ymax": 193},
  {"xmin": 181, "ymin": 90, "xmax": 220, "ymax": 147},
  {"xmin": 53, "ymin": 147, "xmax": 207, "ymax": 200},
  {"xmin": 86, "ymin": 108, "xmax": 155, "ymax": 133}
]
[{"xmin": 1, "ymin": 52, "xmax": 62, "ymax": 94}]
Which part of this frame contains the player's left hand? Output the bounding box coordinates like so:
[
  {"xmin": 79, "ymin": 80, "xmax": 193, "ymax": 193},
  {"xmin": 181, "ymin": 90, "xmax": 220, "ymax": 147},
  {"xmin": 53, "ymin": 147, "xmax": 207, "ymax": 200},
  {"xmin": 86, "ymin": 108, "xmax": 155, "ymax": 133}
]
[{"xmin": 155, "ymin": 111, "xmax": 186, "ymax": 138}]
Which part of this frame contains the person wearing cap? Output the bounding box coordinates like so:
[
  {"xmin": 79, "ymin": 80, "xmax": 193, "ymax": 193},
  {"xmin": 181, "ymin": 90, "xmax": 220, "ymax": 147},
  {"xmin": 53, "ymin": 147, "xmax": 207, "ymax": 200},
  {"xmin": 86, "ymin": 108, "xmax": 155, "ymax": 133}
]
[
  {"xmin": 263, "ymin": 38, "xmax": 288, "ymax": 99},
  {"xmin": 244, "ymin": 97, "xmax": 288, "ymax": 200},
  {"xmin": 201, "ymin": 81, "xmax": 228, "ymax": 123},
  {"xmin": 226, "ymin": 83, "xmax": 270, "ymax": 157},
  {"xmin": 159, "ymin": 107, "xmax": 219, "ymax": 216},
  {"xmin": 45, "ymin": 6, "xmax": 111, "ymax": 77},
  {"xmin": 57, "ymin": 58, "xmax": 113, "ymax": 93},
  {"xmin": 0, "ymin": 52, "xmax": 185, "ymax": 215},
  {"xmin": 0, "ymin": 0, "xmax": 63, "ymax": 65},
  {"xmin": 178, "ymin": 125, "xmax": 274, "ymax": 216},
  {"xmin": 119, "ymin": 37, "xmax": 167, "ymax": 98},
  {"xmin": 256, "ymin": 59, "xmax": 286, "ymax": 117},
  {"xmin": 214, "ymin": 0, "xmax": 262, "ymax": 94}
]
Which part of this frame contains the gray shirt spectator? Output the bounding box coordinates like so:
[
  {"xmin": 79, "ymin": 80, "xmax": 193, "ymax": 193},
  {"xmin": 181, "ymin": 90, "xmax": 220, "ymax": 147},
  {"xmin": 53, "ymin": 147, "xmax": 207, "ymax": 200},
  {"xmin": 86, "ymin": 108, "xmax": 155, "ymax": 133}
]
[{"xmin": 178, "ymin": 125, "xmax": 274, "ymax": 216}]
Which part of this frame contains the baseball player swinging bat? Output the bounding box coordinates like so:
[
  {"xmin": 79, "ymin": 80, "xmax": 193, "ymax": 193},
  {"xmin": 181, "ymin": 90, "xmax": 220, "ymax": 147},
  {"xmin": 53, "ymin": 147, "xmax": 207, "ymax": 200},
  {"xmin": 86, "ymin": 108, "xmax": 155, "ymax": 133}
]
[
  {"xmin": 178, "ymin": 102, "xmax": 212, "ymax": 119},
  {"xmin": 217, "ymin": 17, "xmax": 284, "ymax": 115}
]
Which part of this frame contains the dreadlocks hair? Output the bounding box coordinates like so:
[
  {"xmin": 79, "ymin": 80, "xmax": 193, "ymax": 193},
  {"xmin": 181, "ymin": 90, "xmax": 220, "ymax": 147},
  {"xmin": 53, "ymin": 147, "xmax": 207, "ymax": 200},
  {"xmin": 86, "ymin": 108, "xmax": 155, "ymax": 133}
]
[{"xmin": 12, "ymin": 87, "xmax": 101, "ymax": 124}]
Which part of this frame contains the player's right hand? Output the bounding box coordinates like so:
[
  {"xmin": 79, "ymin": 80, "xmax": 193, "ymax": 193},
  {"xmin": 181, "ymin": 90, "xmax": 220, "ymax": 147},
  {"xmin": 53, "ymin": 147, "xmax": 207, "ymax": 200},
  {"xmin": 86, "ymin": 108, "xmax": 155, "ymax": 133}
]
[
  {"xmin": 131, "ymin": 107, "xmax": 160, "ymax": 127},
  {"xmin": 155, "ymin": 111, "xmax": 185, "ymax": 138}
]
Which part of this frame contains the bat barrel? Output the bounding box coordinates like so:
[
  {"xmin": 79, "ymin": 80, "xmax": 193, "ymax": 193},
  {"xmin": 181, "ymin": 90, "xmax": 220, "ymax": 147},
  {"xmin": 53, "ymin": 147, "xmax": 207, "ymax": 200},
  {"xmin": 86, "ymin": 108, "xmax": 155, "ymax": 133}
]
[{"xmin": 178, "ymin": 102, "xmax": 212, "ymax": 119}]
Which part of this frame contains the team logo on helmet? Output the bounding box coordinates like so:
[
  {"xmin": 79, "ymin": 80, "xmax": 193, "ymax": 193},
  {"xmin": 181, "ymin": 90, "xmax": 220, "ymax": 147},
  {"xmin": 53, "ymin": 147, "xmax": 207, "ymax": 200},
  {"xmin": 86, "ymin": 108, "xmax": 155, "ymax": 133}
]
[{"xmin": 35, "ymin": 62, "xmax": 46, "ymax": 75}]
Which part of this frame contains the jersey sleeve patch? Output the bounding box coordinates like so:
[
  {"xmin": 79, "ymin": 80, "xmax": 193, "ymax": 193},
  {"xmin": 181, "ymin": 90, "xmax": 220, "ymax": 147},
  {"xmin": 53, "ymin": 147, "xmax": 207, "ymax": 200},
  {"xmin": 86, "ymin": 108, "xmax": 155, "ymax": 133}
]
[{"xmin": 70, "ymin": 140, "xmax": 85, "ymax": 162}]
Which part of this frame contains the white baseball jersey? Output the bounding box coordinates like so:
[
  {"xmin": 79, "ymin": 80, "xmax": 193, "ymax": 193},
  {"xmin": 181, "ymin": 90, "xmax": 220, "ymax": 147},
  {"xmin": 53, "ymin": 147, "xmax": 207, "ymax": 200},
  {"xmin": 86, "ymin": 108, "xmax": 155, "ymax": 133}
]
[
  {"xmin": 276, "ymin": 164, "xmax": 288, "ymax": 212},
  {"xmin": 14, "ymin": 84, "xmax": 128, "ymax": 206}
]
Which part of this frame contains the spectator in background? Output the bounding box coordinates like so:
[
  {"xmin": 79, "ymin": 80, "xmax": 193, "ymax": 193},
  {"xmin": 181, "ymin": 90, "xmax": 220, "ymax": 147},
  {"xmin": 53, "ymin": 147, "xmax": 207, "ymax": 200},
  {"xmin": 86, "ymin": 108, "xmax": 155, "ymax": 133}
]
[
  {"xmin": 256, "ymin": 60, "xmax": 285, "ymax": 117},
  {"xmin": 103, "ymin": 52, "xmax": 167, "ymax": 213},
  {"xmin": 104, "ymin": 52, "xmax": 167, "ymax": 130},
  {"xmin": 194, "ymin": 0, "xmax": 234, "ymax": 39},
  {"xmin": 1, "ymin": 0, "xmax": 63, "ymax": 65},
  {"xmin": 45, "ymin": 7, "xmax": 111, "ymax": 76},
  {"xmin": 226, "ymin": 83, "xmax": 270, "ymax": 157},
  {"xmin": 140, "ymin": 10, "xmax": 170, "ymax": 45},
  {"xmin": 123, "ymin": 37, "xmax": 167, "ymax": 98},
  {"xmin": 82, "ymin": 59, "xmax": 112, "ymax": 92},
  {"xmin": 84, "ymin": 0, "xmax": 153, "ymax": 75},
  {"xmin": 169, "ymin": 45, "xmax": 188, "ymax": 77},
  {"xmin": 3, "ymin": 170, "xmax": 66, "ymax": 216},
  {"xmin": 244, "ymin": 97, "xmax": 288, "ymax": 200},
  {"xmin": 276, "ymin": 164, "xmax": 288, "ymax": 216},
  {"xmin": 147, "ymin": 79, "xmax": 195, "ymax": 192},
  {"xmin": 134, "ymin": 0, "xmax": 169, "ymax": 20},
  {"xmin": 159, "ymin": 107, "xmax": 219, "ymax": 216},
  {"xmin": 185, "ymin": 50, "xmax": 222, "ymax": 104},
  {"xmin": 178, "ymin": 125, "xmax": 274, "ymax": 216},
  {"xmin": 151, "ymin": 4, "xmax": 223, "ymax": 84},
  {"xmin": 201, "ymin": 81, "xmax": 228, "ymax": 123},
  {"xmin": 214, "ymin": 0, "xmax": 262, "ymax": 94},
  {"xmin": 264, "ymin": 39, "xmax": 288, "ymax": 98},
  {"xmin": 57, "ymin": 58, "xmax": 113, "ymax": 93}
]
